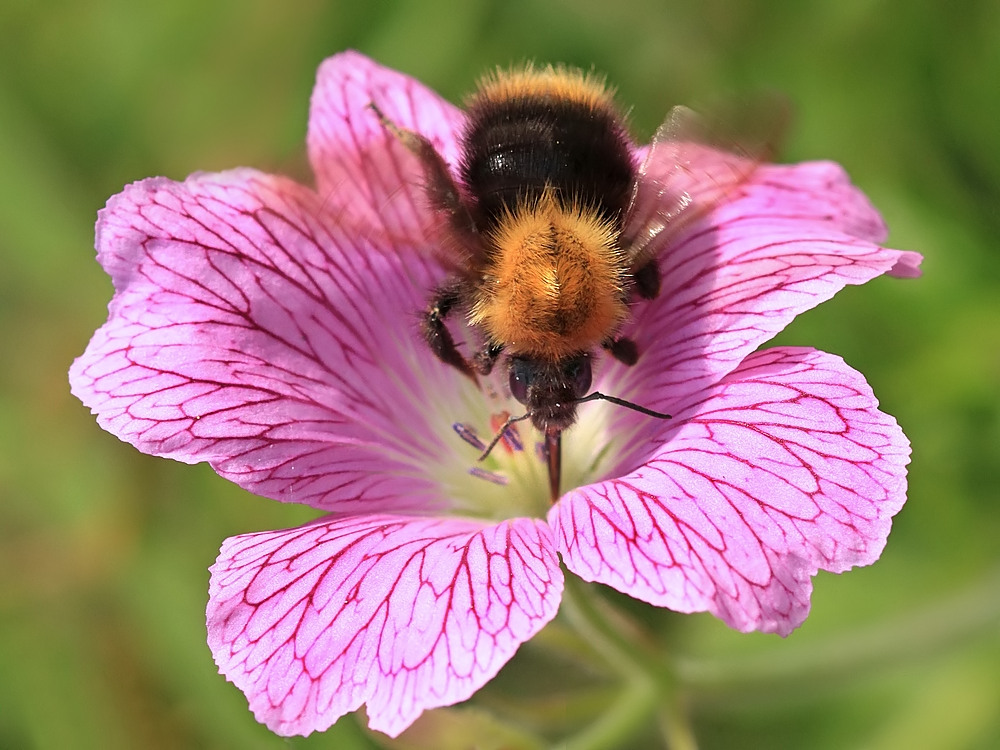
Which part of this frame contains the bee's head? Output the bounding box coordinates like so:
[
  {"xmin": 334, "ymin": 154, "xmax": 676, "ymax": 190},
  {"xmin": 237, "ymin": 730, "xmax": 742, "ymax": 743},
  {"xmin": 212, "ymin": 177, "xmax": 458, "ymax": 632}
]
[
  {"xmin": 507, "ymin": 353, "xmax": 592, "ymax": 433},
  {"xmin": 478, "ymin": 350, "xmax": 670, "ymax": 464}
]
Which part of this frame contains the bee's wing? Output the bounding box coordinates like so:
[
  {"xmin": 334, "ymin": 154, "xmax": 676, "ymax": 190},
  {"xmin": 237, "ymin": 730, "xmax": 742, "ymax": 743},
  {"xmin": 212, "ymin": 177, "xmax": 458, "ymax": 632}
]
[{"xmin": 624, "ymin": 97, "xmax": 788, "ymax": 271}]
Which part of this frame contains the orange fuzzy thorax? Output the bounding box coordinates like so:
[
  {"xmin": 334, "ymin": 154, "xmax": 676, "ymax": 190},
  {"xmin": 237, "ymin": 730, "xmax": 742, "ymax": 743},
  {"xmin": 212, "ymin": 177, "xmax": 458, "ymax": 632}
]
[{"xmin": 469, "ymin": 191, "xmax": 628, "ymax": 359}]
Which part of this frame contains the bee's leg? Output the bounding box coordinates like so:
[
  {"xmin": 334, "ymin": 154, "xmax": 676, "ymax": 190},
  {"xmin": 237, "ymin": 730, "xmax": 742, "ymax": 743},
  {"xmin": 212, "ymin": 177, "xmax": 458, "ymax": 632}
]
[
  {"xmin": 605, "ymin": 259, "xmax": 661, "ymax": 364},
  {"xmin": 473, "ymin": 341, "xmax": 503, "ymax": 376},
  {"xmin": 633, "ymin": 259, "xmax": 661, "ymax": 300},
  {"xmin": 423, "ymin": 284, "xmax": 477, "ymax": 381},
  {"xmin": 369, "ymin": 103, "xmax": 479, "ymax": 245},
  {"xmin": 603, "ymin": 337, "xmax": 638, "ymax": 366}
]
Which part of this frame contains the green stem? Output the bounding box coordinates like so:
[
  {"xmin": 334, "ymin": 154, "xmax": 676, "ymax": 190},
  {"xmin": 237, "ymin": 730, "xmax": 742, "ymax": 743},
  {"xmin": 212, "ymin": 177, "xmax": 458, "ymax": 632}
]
[
  {"xmin": 657, "ymin": 695, "xmax": 699, "ymax": 750},
  {"xmin": 557, "ymin": 576, "xmax": 697, "ymax": 750},
  {"xmin": 678, "ymin": 565, "xmax": 1000, "ymax": 701},
  {"xmin": 555, "ymin": 679, "xmax": 657, "ymax": 750}
]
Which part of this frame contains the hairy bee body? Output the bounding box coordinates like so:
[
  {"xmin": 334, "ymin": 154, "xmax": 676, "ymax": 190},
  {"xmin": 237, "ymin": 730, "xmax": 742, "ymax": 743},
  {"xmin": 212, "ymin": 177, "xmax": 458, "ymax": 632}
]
[
  {"xmin": 459, "ymin": 69, "xmax": 636, "ymax": 362},
  {"xmin": 372, "ymin": 63, "xmax": 775, "ymax": 499},
  {"xmin": 460, "ymin": 68, "xmax": 635, "ymax": 230}
]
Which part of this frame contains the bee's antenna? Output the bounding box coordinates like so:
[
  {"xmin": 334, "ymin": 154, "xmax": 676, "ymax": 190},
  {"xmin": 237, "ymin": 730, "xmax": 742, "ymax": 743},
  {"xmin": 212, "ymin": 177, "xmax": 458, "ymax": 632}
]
[
  {"xmin": 479, "ymin": 412, "xmax": 533, "ymax": 461},
  {"xmin": 574, "ymin": 392, "xmax": 672, "ymax": 420}
]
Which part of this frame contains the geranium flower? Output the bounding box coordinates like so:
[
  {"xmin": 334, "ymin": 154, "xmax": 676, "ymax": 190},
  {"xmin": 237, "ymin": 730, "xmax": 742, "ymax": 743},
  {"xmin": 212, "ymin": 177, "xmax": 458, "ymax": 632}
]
[{"xmin": 70, "ymin": 51, "xmax": 922, "ymax": 738}]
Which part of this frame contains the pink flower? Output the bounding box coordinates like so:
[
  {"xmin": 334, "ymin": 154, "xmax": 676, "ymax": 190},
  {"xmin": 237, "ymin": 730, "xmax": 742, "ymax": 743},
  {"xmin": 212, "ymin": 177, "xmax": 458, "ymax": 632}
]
[{"xmin": 70, "ymin": 51, "xmax": 922, "ymax": 738}]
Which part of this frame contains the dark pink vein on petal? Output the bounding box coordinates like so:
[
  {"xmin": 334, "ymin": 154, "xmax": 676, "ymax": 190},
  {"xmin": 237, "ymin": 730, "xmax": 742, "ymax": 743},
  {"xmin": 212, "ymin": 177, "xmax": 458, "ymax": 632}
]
[
  {"xmin": 307, "ymin": 51, "xmax": 466, "ymax": 250},
  {"xmin": 555, "ymin": 346, "xmax": 910, "ymax": 635},
  {"xmin": 207, "ymin": 514, "xmax": 562, "ymax": 737},
  {"xmin": 70, "ymin": 170, "xmax": 460, "ymax": 513},
  {"xmin": 598, "ymin": 160, "xmax": 921, "ymax": 439}
]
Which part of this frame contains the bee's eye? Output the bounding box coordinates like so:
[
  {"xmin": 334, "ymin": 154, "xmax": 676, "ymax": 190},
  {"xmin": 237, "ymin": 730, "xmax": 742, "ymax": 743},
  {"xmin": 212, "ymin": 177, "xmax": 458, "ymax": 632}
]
[
  {"xmin": 509, "ymin": 358, "xmax": 532, "ymax": 405},
  {"xmin": 564, "ymin": 357, "xmax": 592, "ymax": 398}
]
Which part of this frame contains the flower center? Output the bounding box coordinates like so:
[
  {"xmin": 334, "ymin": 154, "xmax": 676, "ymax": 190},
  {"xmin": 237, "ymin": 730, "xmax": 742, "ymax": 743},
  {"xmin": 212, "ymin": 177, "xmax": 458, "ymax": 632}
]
[{"xmin": 423, "ymin": 373, "xmax": 625, "ymax": 519}]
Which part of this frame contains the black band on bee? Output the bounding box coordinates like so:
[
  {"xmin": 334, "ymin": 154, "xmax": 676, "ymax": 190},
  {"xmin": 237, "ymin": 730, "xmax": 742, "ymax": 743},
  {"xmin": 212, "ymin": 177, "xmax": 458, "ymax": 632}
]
[{"xmin": 460, "ymin": 82, "xmax": 634, "ymax": 232}]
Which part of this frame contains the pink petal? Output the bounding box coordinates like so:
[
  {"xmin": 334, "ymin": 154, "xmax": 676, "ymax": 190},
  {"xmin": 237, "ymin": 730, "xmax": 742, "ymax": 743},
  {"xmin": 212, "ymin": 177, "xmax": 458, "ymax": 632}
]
[
  {"xmin": 554, "ymin": 347, "xmax": 910, "ymax": 635},
  {"xmin": 70, "ymin": 170, "xmax": 458, "ymax": 513},
  {"xmin": 887, "ymin": 250, "xmax": 924, "ymax": 278},
  {"xmin": 207, "ymin": 514, "xmax": 562, "ymax": 737},
  {"xmin": 307, "ymin": 51, "xmax": 466, "ymax": 251},
  {"xmin": 604, "ymin": 160, "xmax": 922, "ymax": 416}
]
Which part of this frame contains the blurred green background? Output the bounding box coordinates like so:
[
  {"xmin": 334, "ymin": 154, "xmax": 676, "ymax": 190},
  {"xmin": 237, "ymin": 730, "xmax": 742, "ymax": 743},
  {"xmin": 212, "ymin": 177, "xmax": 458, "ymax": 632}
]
[{"xmin": 2, "ymin": 1, "xmax": 998, "ymax": 748}]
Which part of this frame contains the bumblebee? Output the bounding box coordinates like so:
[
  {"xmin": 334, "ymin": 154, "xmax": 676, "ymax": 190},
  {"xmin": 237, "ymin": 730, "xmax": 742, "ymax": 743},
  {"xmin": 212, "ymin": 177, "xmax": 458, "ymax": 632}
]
[{"xmin": 373, "ymin": 65, "xmax": 776, "ymax": 501}]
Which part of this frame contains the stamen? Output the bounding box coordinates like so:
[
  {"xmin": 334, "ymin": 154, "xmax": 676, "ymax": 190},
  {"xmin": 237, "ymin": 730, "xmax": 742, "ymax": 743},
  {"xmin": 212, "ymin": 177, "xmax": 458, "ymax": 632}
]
[
  {"xmin": 453, "ymin": 422, "xmax": 486, "ymax": 451},
  {"xmin": 490, "ymin": 411, "xmax": 524, "ymax": 453},
  {"xmin": 469, "ymin": 466, "xmax": 509, "ymax": 486},
  {"xmin": 479, "ymin": 412, "xmax": 533, "ymax": 461},
  {"xmin": 534, "ymin": 441, "xmax": 548, "ymax": 463}
]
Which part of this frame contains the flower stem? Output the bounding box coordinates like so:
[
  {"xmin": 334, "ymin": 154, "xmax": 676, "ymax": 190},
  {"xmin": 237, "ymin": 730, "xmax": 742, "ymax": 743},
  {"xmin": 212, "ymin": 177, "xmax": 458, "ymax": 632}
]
[
  {"xmin": 677, "ymin": 565, "xmax": 1000, "ymax": 700},
  {"xmin": 558, "ymin": 576, "xmax": 697, "ymax": 750}
]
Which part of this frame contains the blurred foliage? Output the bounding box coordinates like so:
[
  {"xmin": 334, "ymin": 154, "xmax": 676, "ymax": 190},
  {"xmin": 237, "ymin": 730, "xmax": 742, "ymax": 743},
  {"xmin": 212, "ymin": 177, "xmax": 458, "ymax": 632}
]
[{"xmin": 1, "ymin": 1, "xmax": 998, "ymax": 748}]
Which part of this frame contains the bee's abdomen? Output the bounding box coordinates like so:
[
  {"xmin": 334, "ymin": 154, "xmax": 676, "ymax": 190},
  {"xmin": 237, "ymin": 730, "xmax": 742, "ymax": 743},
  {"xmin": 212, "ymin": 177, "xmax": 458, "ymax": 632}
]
[{"xmin": 460, "ymin": 98, "xmax": 634, "ymax": 228}]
